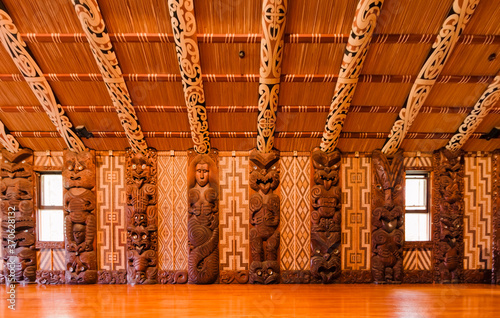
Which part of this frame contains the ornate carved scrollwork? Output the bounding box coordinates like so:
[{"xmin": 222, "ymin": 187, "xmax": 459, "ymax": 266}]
[
  {"xmin": 97, "ymin": 270, "xmax": 127, "ymax": 284},
  {"xmin": 187, "ymin": 150, "xmax": 219, "ymax": 284},
  {"xmin": 281, "ymin": 270, "xmax": 311, "ymax": 284},
  {"xmin": 158, "ymin": 270, "xmax": 188, "ymax": 284},
  {"xmin": 432, "ymin": 148, "xmax": 464, "ymax": 284},
  {"xmin": 339, "ymin": 270, "xmax": 373, "ymax": 284},
  {"xmin": 310, "ymin": 148, "xmax": 342, "ymax": 283},
  {"xmin": 36, "ymin": 270, "xmax": 65, "ymax": 285},
  {"xmin": 248, "ymin": 149, "xmax": 280, "ymax": 284},
  {"xmin": 126, "ymin": 148, "xmax": 158, "ymax": 284},
  {"xmin": 403, "ymin": 270, "xmax": 433, "ymax": 284},
  {"xmin": 219, "ymin": 270, "xmax": 249, "ymax": 284},
  {"xmin": 1, "ymin": 149, "xmax": 37, "ymax": 284},
  {"xmin": 63, "ymin": 150, "xmax": 97, "ymax": 284},
  {"xmin": 371, "ymin": 149, "xmax": 405, "ymax": 284},
  {"xmin": 493, "ymin": 150, "xmax": 500, "ymax": 284}
]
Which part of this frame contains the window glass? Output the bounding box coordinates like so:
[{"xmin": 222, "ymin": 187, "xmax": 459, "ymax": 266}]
[
  {"xmin": 405, "ymin": 172, "xmax": 430, "ymax": 241},
  {"xmin": 41, "ymin": 174, "xmax": 63, "ymax": 206},
  {"xmin": 405, "ymin": 213, "xmax": 430, "ymax": 241},
  {"xmin": 38, "ymin": 173, "xmax": 64, "ymax": 242},
  {"xmin": 38, "ymin": 209, "xmax": 64, "ymax": 241}
]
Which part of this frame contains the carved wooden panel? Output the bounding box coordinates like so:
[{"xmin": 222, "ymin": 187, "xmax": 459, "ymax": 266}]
[
  {"xmin": 249, "ymin": 148, "xmax": 280, "ymax": 284},
  {"xmin": 158, "ymin": 270, "xmax": 188, "ymax": 284},
  {"xmin": 371, "ymin": 149, "xmax": 404, "ymax": 283},
  {"xmin": 1, "ymin": 149, "xmax": 37, "ymax": 284},
  {"xmin": 187, "ymin": 149, "xmax": 219, "ymax": 284},
  {"xmin": 97, "ymin": 270, "xmax": 127, "ymax": 284},
  {"xmin": 310, "ymin": 148, "xmax": 342, "ymax": 283},
  {"xmin": 36, "ymin": 270, "xmax": 65, "ymax": 285},
  {"xmin": 493, "ymin": 150, "xmax": 500, "ymax": 284},
  {"xmin": 432, "ymin": 148, "xmax": 465, "ymax": 283},
  {"xmin": 125, "ymin": 148, "xmax": 158, "ymax": 284},
  {"xmin": 63, "ymin": 150, "xmax": 97, "ymax": 284}
]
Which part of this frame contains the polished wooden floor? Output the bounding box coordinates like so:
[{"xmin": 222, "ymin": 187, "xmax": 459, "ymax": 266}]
[{"xmin": 1, "ymin": 283, "xmax": 500, "ymax": 317}]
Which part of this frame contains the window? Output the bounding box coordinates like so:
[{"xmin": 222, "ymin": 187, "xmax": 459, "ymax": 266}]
[
  {"xmin": 37, "ymin": 173, "xmax": 64, "ymax": 243},
  {"xmin": 405, "ymin": 172, "xmax": 430, "ymax": 241}
]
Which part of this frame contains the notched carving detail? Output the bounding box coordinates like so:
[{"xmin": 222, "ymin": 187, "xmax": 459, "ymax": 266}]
[
  {"xmin": 97, "ymin": 270, "xmax": 127, "ymax": 284},
  {"xmin": 36, "ymin": 270, "xmax": 66, "ymax": 285}
]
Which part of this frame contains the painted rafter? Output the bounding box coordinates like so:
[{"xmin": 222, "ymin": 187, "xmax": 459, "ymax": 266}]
[
  {"xmin": 320, "ymin": 0, "xmax": 384, "ymax": 153},
  {"xmin": 381, "ymin": 0, "xmax": 480, "ymax": 155},
  {"xmin": 168, "ymin": 0, "xmax": 210, "ymax": 155},
  {"xmin": 256, "ymin": 0, "xmax": 288, "ymax": 153},
  {"xmin": 0, "ymin": 120, "xmax": 19, "ymax": 153},
  {"xmin": 71, "ymin": 0, "xmax": 148, "ymax": 154},
  {"xmin": 0, "ymin": 1, "xmax": 85, "ymax": 153},
  {"xmin": 446, "ymin": 74, "xmax": 500, "ymax": 151}
]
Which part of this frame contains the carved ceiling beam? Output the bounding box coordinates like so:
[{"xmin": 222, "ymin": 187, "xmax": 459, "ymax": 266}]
[
  {"xmin": 168, "ymin": 0, "xmax": 211, "ymax": 155},
  {"xmin": 320, "ymin": 0, "xmax": 384, "ymax": 153},
  {"xmin": 446, "ymin": 74, "xmax": 500, "ymax": 151},
  {"xmin": 381, "ymin": 0, "xmax": 480, "ymax": 155},
  {"xmin": 0, "ymin": 120, "xmax": 19, "ymax": 153},
  {"xmin": 256, "ymin": 0, "xmax": 287, "ymax": 153},
  {"xmin": 3, "ymin": 105, "xmax": 500, "ymax": 114},
  {"xmin": 71, "ymin": 0, "xmax": 148, "ymax": 154},
  {"xmin": 0, "ymin": 1, "xmax": 86, "ymax": 153},
  {"xmin": 18, "ymin": 32, "xmax": 500, "ymax": 45}
]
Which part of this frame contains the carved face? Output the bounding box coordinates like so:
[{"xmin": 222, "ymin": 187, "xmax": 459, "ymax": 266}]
[
  {"xmin": 1, "ymin": 149, "xmax": 33, "ymax": 179},
  {"xmin": 64, "ymin": 188, "xmax": 96, "ymax": 213},
  {"xmin": 440, "ymin": 176, "xmax": 460, "ymax": 204},
  {"xmin": 130, "ymin": 155, "xmax": 151, "ymax": 187},
  {"xmin": 1, "ymin": 178, "xmax": 33, "ymax": 206},
  {"xmin": 129, "ymin": 227, "xmax": 151, "ymax": 254},
  {"xmin": 372, "ymin": 150, "xmax": 404, "ymax": 211},
  {"xmin": 195, "ymin": 162, "xmax": 209, "ymax": 187},
  {"xmin": 250, "ymin": 261, "xmax": 280, "ymax": 284},
  {"xmin": 250, "ymin": 169, "xmax": 279, "ymax": 194},
  {"xmin": 63, "ymin": 151, "xmax": 95, "ymax": 189},
  {"xmin": 73, "ymin": 224, "xmax": 86, "ymax": 245},
  {"xmin": 17, "ymin": 248, "xmax": 37, "ymax": 281}
]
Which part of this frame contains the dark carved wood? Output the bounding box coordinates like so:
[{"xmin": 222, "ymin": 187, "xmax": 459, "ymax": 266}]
[
  {"xmin": 404, "ymin": 241, "xmax": 433, "ymax": 249},
  {"xmin": 97, "ymin": 270, "xmax": 127, "ymax": 284},
  {"xmin": 371, "ymin": 149, "xmax": 405, "ymax": 284},
  {"xmin": 36, "ymin": 270, "xmax": 65, "ymax": 285},
  {"xmin": 403, "ymin": 270, "xmax": 433, "ymax": 283},
  {"xmin": 339, "ymin": 270, "xmax": 373, "ymax": 283},
  {"xmin": 310, "ymin": 148, "xmax": 342, "ymax": 283},
  {"xmin": 493, "ymin": 150, "xmax": 500, "ymax": 284},
  {"xmin": 187, "ymin": 149, "xmax": 219, "ymax": 284},
  {"xmin": 126, "ymin": 148, "xmax": 158, "ymax": 284},
  {"xmin": 249, "ymin": 148, "xmax": 280, "ymax": 284},
  {"xmin": 63, "ymin": 150, "xmax": 97, "ymax": 284},
  {"xmin": 219, "ymin": 270, "xmax": 249, "ymax": 284},
  {"xmin": 1, "ymin": 149, "xmax": 37, "ymax": 284},
  {"xmin": 432, "ymin": 148, "xmax": 464, "ymax": 284},
  {"xmin": 35, "ymin": 241, "xmax": 65, "ymax": 249},
  {"xmin": 281, "ymin": 270, "xmax": 311, "ymax": 284},
  {"xmin": 158, "ymin": 270, "xmax": 188, "ymax": 284},
  {"xmin": 463, "ymin": 269, "xmax": 492, "ymax": 284}
]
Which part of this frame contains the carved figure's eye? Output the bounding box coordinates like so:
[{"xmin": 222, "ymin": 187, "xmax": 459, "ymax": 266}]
[
  {"xmin": 142, "ymin": 164, "xmax": 147, "ymax": 169},
  {"xmin": 132, "ymin": 234, "xmax": 138, "ymax": 239},
  {"xmin": 78, "ymin": 165, "xmax": 83, "ymax": 171},
  {"xmin": 394, "ymin": 185, "xmax": 402, "ymax": 191},
  {"xmin": 132, "ymin": 164, "xmax": 137, "ymax": 169},
  {"xmin": 376, "ymin": 184, "xmax": 382, "ymax": 190}
]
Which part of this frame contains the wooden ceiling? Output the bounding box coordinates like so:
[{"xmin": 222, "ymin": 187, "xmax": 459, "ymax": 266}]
[{"xmin": 0, "ymin": 0, "xmax": 499, "ymax": 153}]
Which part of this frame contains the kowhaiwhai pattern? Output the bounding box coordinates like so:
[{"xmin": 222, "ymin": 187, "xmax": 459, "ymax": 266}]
[{"xmin": 0, "ymin": 120, "xmax": 19, "ymax": 153}]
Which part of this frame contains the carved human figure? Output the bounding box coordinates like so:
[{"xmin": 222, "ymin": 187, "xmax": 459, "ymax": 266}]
[
  {"xmin": 310, "ymin": 148, "xmax": 342, "ymax": 283},
  {"xmin": 63, "ymin": 150, "xmax": 97, "ymax": 284},
  {"xmin": 371, "ymin": 149, "xmax": 404, "ymax": 284},
  {"xmin": 1, "ymin": 149, "xmax": 36, "ymax": 284},
  {"xmin": 126, "ymin": 149, "xmax": 158, "ymax": 284},
  {"xmin": 434, "ymin": 148, "xmax": 463, "ymax": 283},
  {"xmin": 187, "ymin": 153, "xmax": 219, "ymax": 284},
  {"xmin": 249, "ymin": 149, "xmax": 280, "ymax": 284}
]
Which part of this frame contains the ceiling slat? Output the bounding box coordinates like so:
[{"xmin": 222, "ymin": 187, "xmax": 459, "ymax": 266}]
[
  {"xmin": 256, "ymin": 0, "xmax": 287, "ymax": 153},
  {"xmin": 446, "ymin": 74, "xmax": 500, "ymax": 151},
  {"xmin": 71, "ymin": 0, "xmax": 148, "ymax": 154},
  {"xmin": 381, "ymin": 0, "xmax": 480, "ymax": 155},
  {"xmin": 0, "ymin": 1, "xmax": 85, "ymax": 153},
  {"xmin": 167, "ymin": 0, "xmax": 210, "ymax": 154}
]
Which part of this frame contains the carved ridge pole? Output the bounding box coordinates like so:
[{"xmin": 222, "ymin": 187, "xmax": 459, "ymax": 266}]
[
  {"xmin": 63, "ymin": 150, "xmax": 97, "ymax": 284},
  {"xmin": 256, "ymin": 0, "xmax": 287, "ymax": 153},
  {"xmin": 1, "ymin": 149, "xmax": 36, "ymax": 283},
  {"xmin": 249, "ymin": 149, "xmax": 280, "ymax": 284},
  {"xmin": 0, "ymin": 120, "xmax": 20, "ymax": 153},
  {"xmin": 382, "ymin": 0, "xmax": 480, "ymax": 155},
  {"xmin": 446, "ymin": 75, "xmax": 500, "ymax": 151},
  {"xmin": 320, "ymin": 0, "xmax": 384, "ymax": 153},
  {"xmin": 187, "ymin": 149, "xmax": 219, "ymax": 284},
  {"xmin": 0, "ymin": 1, "xmax": 85, "ymax": 152},
  {"xmin": 371, "ymin": 149, "xmax": 405, "ymax": 284},
  {"xmin": 310, "ymin": 148, "xmax": 342, "ymax": 283},
  {"xmin": 125, "ymin": 148, "xmax": 158, "ymax": 284},
  {"xmin": 71, "ymin": 0, "xmax": 148, "ymax": 154},
  {"xmin": 168, "ymin": 0, "xmax": 211, "ymax": 154},
  {"xmin": 432, "ymin": 148, "xmax": 465, "ymax": 283},
  {"xmin": 493, "ymin": 150, "xmax": 500, "ymax": 284}
]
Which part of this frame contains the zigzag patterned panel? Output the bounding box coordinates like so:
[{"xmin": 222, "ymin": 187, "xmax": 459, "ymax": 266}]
[
  {"xmin": 341, "ymin": 156, "xmax": 371, "ymax": 270},
  {"xmin": 38, "ymin": 249, "xmax": 52, "ymax": 270},
  {"xmin": 280, "ymin": 156, "xmax": 311, "ymax": 271},
  {"xmin": 403, "ymin": 156, "xmax": 432, "ymax": 170},
  {"xmin": 403, "ymin": 249, "xmax": 432, "ymax": 270},
  {"xmin": 34, "ymin": 151, "xmax": 64, "ymax": 168},
  {"xmin": 464, "ymin": 156, "xmax": 492, "ymax": 269},
  {"xmin": 157, "ymin": 155, "xmax": 188, "ymax": 271},
  {"xmin": 96, "ymin": 155, "xmax": 127, "ymax": 271},
  {"xmin": 52, "ymin": 249, "xmax": 65, "ymax": 270},
  {"xmin": 219, "ymin": 156, "xmax": 250, "ymax": 271}
]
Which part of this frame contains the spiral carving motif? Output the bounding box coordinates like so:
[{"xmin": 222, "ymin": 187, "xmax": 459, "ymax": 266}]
[
  {"xmin": 0, "ymin": 121, "xmax": 18, "ymax": 153},
  {"xmin": 382, "ymin": 0, "xmax": 479, "ymax": 155},
  {"xmin": 320, "ymin": 0, "xmax": 384, "ymax": 153},
  {"xmin": 71, "ymin": 0, "xmax": 147, "ymax": 154}
]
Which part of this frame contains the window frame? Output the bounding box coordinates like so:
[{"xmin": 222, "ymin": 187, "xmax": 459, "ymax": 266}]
[
  {"xmin": 35, "ymin": 171, "xmax": 65, "ymax": 249},
  {"xmin": 404, "ymin": 170, "xmax": 431, "ymax": 242}
]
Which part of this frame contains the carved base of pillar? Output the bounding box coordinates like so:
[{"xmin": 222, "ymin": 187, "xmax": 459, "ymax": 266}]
[
  {"xmin": 403, "ymin": 270, "xmax": 433, "ymax": 283},
  {"xmin": 66, "ymin": 270, "xmax": 98, "ymax": 284},
  {"xmin": 249, "ymin": 261, "xmax": 280, "ymax": 284},
  {"xmin": 158, "ymin": 270, "xmax": 188, "ymax": 284},
  {"xmin": 282, "ymin": 270, "xmax": 311, "ymax": 284},
  {"xmin": 219, "ymin": 270, "xmax": 249, "ymax": 284},
  {"xmin": 339, "ymin": 270, "xmax": 373, "ymax": 284},
  {"xmin": 463, "ymin": 269, "xmax": 492, "ymax": 284},
  {"xmin": 97, "ymin": 270, "xmax": 127, "ymax": 284},
  {"xmin": 36, "ymin": 270, "xmax": 66, "ymax": 285}
]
